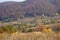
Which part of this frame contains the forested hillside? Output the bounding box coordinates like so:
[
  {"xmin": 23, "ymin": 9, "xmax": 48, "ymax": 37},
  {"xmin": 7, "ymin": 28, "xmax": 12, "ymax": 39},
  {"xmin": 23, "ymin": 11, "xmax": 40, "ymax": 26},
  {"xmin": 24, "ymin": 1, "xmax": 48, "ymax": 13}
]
[{"xmin": 0, "ymin": 0, "xmax": 60, "ymax": 18}]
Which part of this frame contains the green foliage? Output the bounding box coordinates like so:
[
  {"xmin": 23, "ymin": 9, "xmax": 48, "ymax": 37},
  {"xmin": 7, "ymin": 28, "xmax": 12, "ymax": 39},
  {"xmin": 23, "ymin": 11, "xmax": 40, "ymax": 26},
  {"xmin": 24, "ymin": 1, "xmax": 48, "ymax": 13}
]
[
  {"xmin": 27, "ymin": 28, "xmax": 34, "ymax": 32},
  {"xmin": 0, "ymin": 25, "xmax": 17, "ymax": 33},
  {"xmin": 6, "ymin": 25, "xmax": 17, "ymax": 33}
]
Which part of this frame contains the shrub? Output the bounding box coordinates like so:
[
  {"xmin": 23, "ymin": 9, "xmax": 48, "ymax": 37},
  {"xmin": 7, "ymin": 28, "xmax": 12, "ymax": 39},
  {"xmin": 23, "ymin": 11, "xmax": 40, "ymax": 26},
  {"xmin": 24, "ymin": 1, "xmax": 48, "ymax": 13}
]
[
  {"xmin": 43, "ymin": 28, "xmax": 53, "ymax": 33},
  {"xmin": 27, "ymin": 28, "xmax": 34, "ymax": 32},
  {"xmin": 7, "ymin": 25, "xmax": 17, "ymax": 33},
  {"xmin": 0, "ymin": 27, "xmax": 3, "ymax": 33},
  {"xmin": 1, "ymin": 26, "xmax": 9, "ymax": 32},
  {"xmin": 0, "ymin": 25, "xmax": 17, "ymax": 33}
]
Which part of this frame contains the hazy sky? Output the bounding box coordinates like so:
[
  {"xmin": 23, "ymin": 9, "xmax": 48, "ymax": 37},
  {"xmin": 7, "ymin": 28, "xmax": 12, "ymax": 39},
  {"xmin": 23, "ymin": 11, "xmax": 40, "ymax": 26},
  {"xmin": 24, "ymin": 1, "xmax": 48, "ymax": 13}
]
[{"xmin": 0, "ymin": 0, "xmax": 26, "ymax": 3}]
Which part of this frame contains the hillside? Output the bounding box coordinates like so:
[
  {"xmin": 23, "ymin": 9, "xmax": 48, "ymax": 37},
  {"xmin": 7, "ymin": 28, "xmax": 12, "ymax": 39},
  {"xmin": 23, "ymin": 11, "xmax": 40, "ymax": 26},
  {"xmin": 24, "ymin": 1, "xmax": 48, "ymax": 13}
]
[{"xmin": 0, "ymin": 0, "xmax": 60, "ymax": 18}]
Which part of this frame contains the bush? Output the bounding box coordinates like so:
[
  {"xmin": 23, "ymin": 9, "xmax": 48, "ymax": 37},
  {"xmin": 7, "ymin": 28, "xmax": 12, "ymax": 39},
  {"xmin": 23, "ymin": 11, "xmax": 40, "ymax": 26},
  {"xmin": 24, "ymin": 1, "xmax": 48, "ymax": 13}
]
[
  {"xmin": 7, "ymin": 25, "xmax": 17, "ymax": 33},
  {"xmin": 43, "ymin": 28, "xmax": 53, "ymax": 33},
  {"xmin": 0, "ymin": 27, "xmax": 3, "ymax": 33},
  {"xmin": 0, "ymin": 25, "xmax": 17, "ymax": 33},
  {"xmin": 27, "ymin": 28, "xmax": 34, "ymax": 32},
  {"xmin": 1, "ymin": 27, "xmax": 9, "ymax": 32}
]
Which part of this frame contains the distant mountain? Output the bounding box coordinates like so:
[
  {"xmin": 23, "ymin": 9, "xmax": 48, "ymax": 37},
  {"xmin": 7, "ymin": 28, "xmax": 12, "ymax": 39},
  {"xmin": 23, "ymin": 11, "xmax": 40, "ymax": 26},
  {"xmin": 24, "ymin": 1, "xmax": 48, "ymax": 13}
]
[{"xmin": 0, "ymin": 0, "xmax": 60, "ymax": 18}]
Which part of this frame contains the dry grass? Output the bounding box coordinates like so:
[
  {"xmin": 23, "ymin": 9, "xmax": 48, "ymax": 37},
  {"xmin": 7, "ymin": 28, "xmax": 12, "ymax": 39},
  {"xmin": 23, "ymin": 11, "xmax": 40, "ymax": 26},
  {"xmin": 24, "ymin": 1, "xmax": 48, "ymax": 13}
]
[
  {"xmin": 0, "ymin": 32, "xmax": 59, "ymax": 40},
  {"xmin": 56, "ymin": 32, "xmax": 60, "ymax": 40},
  {"xmin": 0, "ymin": 23, "xmax": 60, "ymax": 40}
]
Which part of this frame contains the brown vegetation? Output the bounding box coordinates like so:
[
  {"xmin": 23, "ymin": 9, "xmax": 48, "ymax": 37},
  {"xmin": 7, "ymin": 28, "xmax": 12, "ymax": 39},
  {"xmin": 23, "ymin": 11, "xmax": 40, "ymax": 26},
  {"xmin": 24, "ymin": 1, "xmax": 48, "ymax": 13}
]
[
  {"xmin": 0, "ymin": 22, "xmax": 60, "ymax": 40},
  {"xmin": 0, "ymin": 32, "xmax": 59, "ymax": 40},
  {"xmin": 0, "ymin": 0, "xmax": 60, "ymax": 18}
]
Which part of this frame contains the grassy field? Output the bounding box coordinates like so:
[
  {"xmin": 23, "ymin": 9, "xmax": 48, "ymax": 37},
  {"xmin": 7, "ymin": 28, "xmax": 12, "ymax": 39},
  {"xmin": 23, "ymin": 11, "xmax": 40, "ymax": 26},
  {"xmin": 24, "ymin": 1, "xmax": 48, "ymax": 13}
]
[
  {"xmin": 0, "ymin": 23, "xmax": 60, "ymax": 40},
  {"xmin": 0, "ymin": 32, "xmax": 60, "ymax": 40}
]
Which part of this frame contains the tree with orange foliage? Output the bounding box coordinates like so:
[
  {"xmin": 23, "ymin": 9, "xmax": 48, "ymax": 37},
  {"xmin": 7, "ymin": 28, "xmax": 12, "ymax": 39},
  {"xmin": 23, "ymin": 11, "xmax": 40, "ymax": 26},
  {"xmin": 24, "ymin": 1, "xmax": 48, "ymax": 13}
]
[
  {"xmin": 35, "ymin": 23, "xmax": 53, "ymax": 33},
  {"xmin": 35, "ymin": 23, "xmax": 46, "ymax": 32}
]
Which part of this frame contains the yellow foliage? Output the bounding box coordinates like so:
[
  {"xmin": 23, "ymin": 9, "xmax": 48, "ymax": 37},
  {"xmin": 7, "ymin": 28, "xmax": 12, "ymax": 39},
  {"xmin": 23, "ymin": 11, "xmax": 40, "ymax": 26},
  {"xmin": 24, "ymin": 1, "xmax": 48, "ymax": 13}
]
[
  {"xmin": 48, "ymin": 28, "xmax": 53, "ymax": 32},
  {"xmin": 43, "ymin": 29, "xmax": 48, "ymax": 33},
  {"xmin": 43, "ymin": 28, "xmax": 53, "ymax": 33}
]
